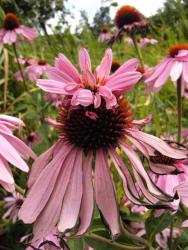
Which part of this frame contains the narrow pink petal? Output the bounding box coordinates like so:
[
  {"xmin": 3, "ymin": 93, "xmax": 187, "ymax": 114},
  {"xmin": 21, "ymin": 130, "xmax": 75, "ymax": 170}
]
[
  {"xmin": 0, "ymin": 156, "xmax": 14, "ymax": 184},
  {"xmin": 132, "ymin": 114, "xmax": 152, "ymax": 126},
  {"xmin": 0, "ymin": 181, "xmax": 15, "ymax": 192},
  {"xmin": 28, "ymin": 141, "xmax": 63, "ymax": 188},
  {"xmin": 110, "ymin": 58, "xmax": 139, "ymax": 78},
  {"xmin": 3, "ymin": 31, "xmax": 14, "ymax": 45},
  {"xmin": 16, "ymin": 26, "xmax": 37, "ymax": 41},
  {"xmin": 0, "ymin": 115, "xmax": 25, "ymax": 127},
  {"xmin": 37, "ymin": 79, "xmax": 67, "ymax": 94},
  {"xmin": 58, "ymin": 150, "xmax": 83, "ymax": 232},
  {"xmin": 170, "ymin": 61, "xmax": 183, "ymax": 82},
  {"xmin": 76, "ymin": 152, "xmax": 94, "ymax": 235},
  {"xmin": 46, "ymin": 66, "xmax": 75, "ymax": 83},
  {"xmin": 2, "ymin": 133, "xmax": 36, "ymax": 160},
  {"xmin": 182, "ymin": 220, "xmax": 188, "ymax": 227},
  {"xmin": 95, "ymin": 149, "xmax": 120, "ymax": 238},
  {"xmin": 79, "ymin": 48, "xmax": 92, "ymax": 72},
  {"xmin": 145, "ymin": 58, "xmax": 170, "ymax": 83},
  {"xmin": 105, "ymin": 71, "xmax": 141, "ymax": 92},
  {"xmin": 121, "ymin": 142, "xmax": 162, "ymax": 196},
  {"xmin": 0, "ymin": 135, "xmax": 29, "ymax": 172},
  {"xmin": 19, "ymin": 143, "xmax": 73, "ymax": 223},
  {"xmin": 94, "ymin": 93, "xmax": 101, "ymax": 108},
  {"xmin": 182, "ymin": 62, "xmax": 188, "ymax": 83},
  {"xmin": 128, "ymin": 129, "xmax": 187, "ymax": 159},
  {"xmin": 95, "ymin": 48, "xmax": 112, "ymax": 82},
  {"xmin": 33, "ymin": 148, "xmax": 77, "ymax": 240},
  {"xmin": 82, "ymin": 69, "xmax": 96, "ymax": 88},
  {"xmin": 55, "ymin": 53, "xmax": 80, "ymax": 83},
  {"xmin": 153, "ymin": 61, "xmax": 174, "ymax": 91}
]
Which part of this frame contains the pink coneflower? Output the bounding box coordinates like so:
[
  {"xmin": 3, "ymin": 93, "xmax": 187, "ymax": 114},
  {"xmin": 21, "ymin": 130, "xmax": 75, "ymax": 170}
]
[
  {"xmin": 37, "ymin": 48, "xmax": 141, "ymax": 109},
  {"xmin": 145, "ymin": 44, "xmax": 188, "ymax": 93},
  {"xmin": 19, "ymin": 74, "xmax": 187, "ymax": 241},
  {"xmin": 24, "ymin": 131, "xmax": 42, "ymax": 148},
  {"xmin": 0, "ymin": 115, "xmax": 35, "ymax": 192},
  {"xmin": 115, "ymin": 5, "xmax": 149, "ymax": 32},
  {"xmin": 3, "ymin": 192, "xmax": 24, "ymax": 223},
  {"xmin": 97, "ymin": 27, "xmax": 112, "ymax": 43},
  {"xmin": 27, "ymin": 59, "xmax": 50, "ymax": 81},
  {"xmin": 0, "ymin": 13, "xmax": 37, "ymax": 45}
]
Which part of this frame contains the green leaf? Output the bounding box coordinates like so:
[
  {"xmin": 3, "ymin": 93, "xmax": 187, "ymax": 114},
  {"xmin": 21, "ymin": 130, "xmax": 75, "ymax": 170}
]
[
  {"xmin": 145, "ymin": 212, "xmax": 172, "ymax": 243},
  {"xmin": 67, "ymin": 238, "xmax": 85, "ymax": 250}
]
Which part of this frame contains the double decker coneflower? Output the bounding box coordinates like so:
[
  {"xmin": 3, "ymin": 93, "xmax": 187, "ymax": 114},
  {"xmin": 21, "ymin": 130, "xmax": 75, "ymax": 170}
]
[
  {"xmin": 0, "ymin": 13, "xmax": 37, "ymax": 45},
  {"xmin": 19, "ymin": 49, "xmax": 187, "ymax": 240}
]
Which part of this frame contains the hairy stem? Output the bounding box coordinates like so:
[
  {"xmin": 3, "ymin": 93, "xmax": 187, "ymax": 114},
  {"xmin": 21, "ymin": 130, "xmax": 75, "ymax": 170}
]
[
  {"xmin": 177, "ymin": 77, "xmax": 182, "ymax": 143},
  {"xmin": 131, "ymin": 33, "xmax": 144, "ymax": 67},
  {"xmin": 12, "ymin": 43, "xmax": 28, "ymax": 92},
  {"xmin": 3, "ymin": 48, "xmax": 9, "ymax": 111},
  {"xmin": 169, "ymin": 217, "xmax": 174, "ymax": 250},
  {"xmin": 15, "ymin": 183, "xmax": 25, "ymax": 195}
]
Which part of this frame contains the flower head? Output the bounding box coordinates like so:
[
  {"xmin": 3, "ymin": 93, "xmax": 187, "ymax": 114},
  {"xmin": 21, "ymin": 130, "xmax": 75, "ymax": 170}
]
[
  {"xmin": 37, "ymin": 48, "xmax": 141, "ymax": 109},
  {"xmin": 115, "ymin": 5, "xmax": 149, "ymax": 32},
  {"xmin": 0, "ymin": 115, "xmax": 35, "ymax": 192},
  {"xmin": 24, "ymin": 131, "xmax": 42, "ymax": 148},
  {"xmin": 0, "ymin": 12, "xmax": 37, "ymax": 45},
  {"xmin": 145, "ymin": 43, "xmax": 188, "ymax": 94},
  {"xmin": 3, "ymin": 192, "xmax": 24, "ymax": 223},
  {"xmin": 19, "ymin": 49, "xmax": 188, "ymax": 240},
  {"xmin": 97, "ymin": 26, "xmax": 112, "ymax": 43}
]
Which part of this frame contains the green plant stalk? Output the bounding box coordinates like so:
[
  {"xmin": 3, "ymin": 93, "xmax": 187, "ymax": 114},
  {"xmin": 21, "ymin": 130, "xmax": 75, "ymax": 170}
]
[
  {"xmin": 12, "ymin": 43, "xmax": 28, "ymax": 92},
  {"xmin": 120, "ymin": 220, "xmax": 155, "ymax": 250},
  {"xmin": 177, "ymin": 77, "xmax": 182, "ymax": 143},
  {"xmin": 131, "ymin": 33, "xmax": 144, "ymax": 67},
  {"xmin": 15, "ymin": 183, "xmax": 25, "ymax": 195},
  {"xmin": 169, "ymin": 218, "xmax": 174, "ymax": 250},
  {"xmin": 3, "ymin": 48, "xmax": 8, "ymax": 111},
  {"xmin": 84, "ymin": 232, "xmax": 145, "ymax": 250}
]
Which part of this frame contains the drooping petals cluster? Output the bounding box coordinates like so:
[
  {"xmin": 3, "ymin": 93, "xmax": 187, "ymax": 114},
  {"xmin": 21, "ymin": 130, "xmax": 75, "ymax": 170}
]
[
  {"xmin": 145, "ymin": 44, "xmax": 188, "ymax": 94},
  {"xmin": 0, "ymin": 115, "xmax": 35, "ymax": 192}
]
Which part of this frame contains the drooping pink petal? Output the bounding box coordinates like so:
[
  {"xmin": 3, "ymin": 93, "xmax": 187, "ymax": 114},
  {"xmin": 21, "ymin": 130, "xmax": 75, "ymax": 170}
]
[
  {"xmin": 33, "ymin": 147, "xmax": 77, "ymax": 240},
  {"xmin": 0, "ymin": 135, "xmax": 29, "ymax": 172},
  {"xmin": 170, "ymin": 61, "xmax": 183, "ymax": 82},
  {"xmin": 76, "ymin": 152, "xmax": 94, "ymax": 235},
  {"xmin": 95, "ymin": 149, "xmax": 120, "ymax": 238},
  {"xmin": 0, "ymin": 114, "xmax": 25, "ymax": 127},
  {"xmin": 19, "ymin": 144, "xmax": 73, "ymax": 223},
  {"xmin": 132, "ymin": 114, "xmax": 152, "ymax": 126},
  {"xmin": 58, "ymin": 150, "xmax": 83, "ymax": 232},
  {"xmin": 79, "ymin": 48, "xmax": 92, "ymax": 72},
  {"xmin": 16, "ymin": 26, "xmax": 37, "ymax": 41},
  {"xmin": 0, "ymin": 156, "xmax": 14, "ymax": 184},
  {"xmin": 46, "ymin": 66, "xmax": 75, "ymax": 83}
]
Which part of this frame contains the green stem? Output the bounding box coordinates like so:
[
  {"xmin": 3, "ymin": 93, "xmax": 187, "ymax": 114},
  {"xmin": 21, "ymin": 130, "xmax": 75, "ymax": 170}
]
[
  {"xmin": 177, "ymin": 77, "xmax": 182, "ymax": 143},
  {"xmin": 131, "ymin": 33, "xmax": 144, "ymax": 67},
  {"xmin": 12, "ymin": 43, "xmax": 28, "ymax": 92},
  {"xmin": 169, "ymin": 217, "xmax": 174, "ymax": 250},
  {"xmin": 84, "ymin": 232, "xmax": 145, "ymax": 250},
  {"xmin": 120, "ymin": 220, "xmax": 154, "ymax": 250},
  {"xmin": 15, "ymin": 183, "xmax": 25, "ymax": 195}
]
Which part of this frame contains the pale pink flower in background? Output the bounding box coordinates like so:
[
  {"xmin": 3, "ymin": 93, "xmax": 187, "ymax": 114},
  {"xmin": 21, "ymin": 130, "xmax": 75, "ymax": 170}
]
[
  {"xmin": 124, "ymin": 37, "xmax": 134, "ymax": 46},
  {"xmin": 182, "ymin": 220, "xmax": 188, "ymax": 227},
  {"xmin": 97, "ymin": 27, "xmax": 112, "ymax": 43},
  {"xmin": 3, "ymin": 192, "xmax": 24, "ymax": 223},
  {"xmin": 19, "ymin": 85, "xmax": 187, "ymax": 240},
  {"xmin": 156, "ymin": 228, "xmax": 180, "ymax": 248},
  {"xmin": 0, "ymin": 13, "xmax": 37, "ymax": 45},
  {"xmin": 0, "ymin": 115, "xmax": 35, "ymax": 192},
  {"xmin": 24, "ymin": 131, "xmax": 42, "ymax": 148},
  {"xmin": 44, "ymin": 93, "xmax": 64, "ymax": 107},
  {"xmin": 37, "ymin": 48, "xmax": 142, "ymax": 109},
  {"xmin": 182, "ymin": 129, "xmax": 188, "ymax": 141},
  {"xmin": 145, "ymin": 44, "xmax": 188, "ymax": 94},
  {"xmin": 15, "ymin": 58, "xmax": 49, "ymax": 81},
  {"xmin": 27, "ymin": 59, "xmax": 50, "ymax": 81},
  {"xmin": 139, "ymin": 37, "xmax": 158, "ymax": 48}
]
